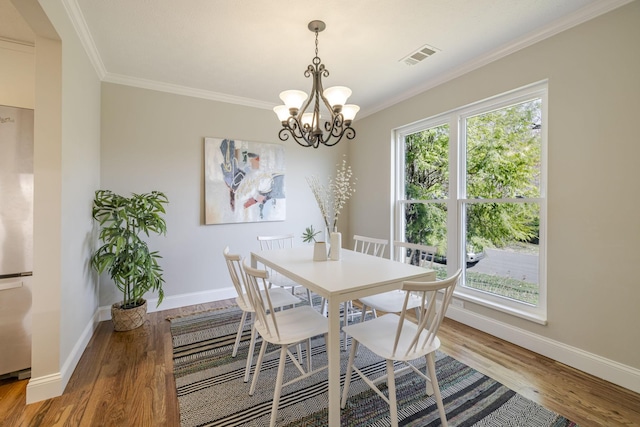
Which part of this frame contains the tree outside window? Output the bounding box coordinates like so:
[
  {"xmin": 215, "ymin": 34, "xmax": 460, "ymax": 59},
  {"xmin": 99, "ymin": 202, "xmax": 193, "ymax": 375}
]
[{"xmin": 400, "ymin": 89, "xmax": 545, "ymax": 311}]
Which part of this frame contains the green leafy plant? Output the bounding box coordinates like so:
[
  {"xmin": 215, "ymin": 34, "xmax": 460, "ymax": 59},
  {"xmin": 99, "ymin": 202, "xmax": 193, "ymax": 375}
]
[
  {"xmin": 302, "ymin": 225, "xmax": 321, "ymax": 243},
  {"xmin": 91, "ymin": 190, "xmax": 169, "ymax": 309}
]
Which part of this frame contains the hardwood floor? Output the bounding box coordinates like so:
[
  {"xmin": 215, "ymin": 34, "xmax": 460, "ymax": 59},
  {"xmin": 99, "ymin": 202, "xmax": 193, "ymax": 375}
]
[{"xmin": 2, "ymin": 299, "xmax": 639, "ymax": 426}]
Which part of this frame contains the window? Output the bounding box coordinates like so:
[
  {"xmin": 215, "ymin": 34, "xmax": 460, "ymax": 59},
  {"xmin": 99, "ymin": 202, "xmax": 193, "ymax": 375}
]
[{"xmin": 395, "ymin": 82, "xmax": 547, "ymax": 323}]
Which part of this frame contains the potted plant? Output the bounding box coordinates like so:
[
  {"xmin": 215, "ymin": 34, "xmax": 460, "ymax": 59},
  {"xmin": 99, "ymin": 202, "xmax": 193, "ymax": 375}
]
[
  {"xmin": 91, "ymin": 190, "xmax": 169, "ymax": 331},
  {"xmin": 302, "ymin": 225, "xmax": 327, "ymax": 261}
]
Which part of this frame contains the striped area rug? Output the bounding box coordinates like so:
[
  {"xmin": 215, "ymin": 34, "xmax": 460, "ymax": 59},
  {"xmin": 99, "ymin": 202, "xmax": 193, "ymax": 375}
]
[{"xmin": 170, "ymin": 306, "xmax": 578, "ymax": 427}]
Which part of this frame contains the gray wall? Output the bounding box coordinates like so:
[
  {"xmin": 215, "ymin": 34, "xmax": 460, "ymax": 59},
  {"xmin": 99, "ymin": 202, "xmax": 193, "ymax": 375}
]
[
  {"xmin": 99, "ymin": 83, "xmax": 348, "ymax": 308},
  {"xmin": 349, "ymin": 1, "xmax": 640, "ymax": 374}
]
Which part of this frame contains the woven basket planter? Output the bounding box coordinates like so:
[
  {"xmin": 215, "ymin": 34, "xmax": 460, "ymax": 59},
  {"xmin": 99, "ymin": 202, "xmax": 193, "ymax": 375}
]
[{"xmin": 111, "ymin": 299, "xmax": 147, "ymax": 331}]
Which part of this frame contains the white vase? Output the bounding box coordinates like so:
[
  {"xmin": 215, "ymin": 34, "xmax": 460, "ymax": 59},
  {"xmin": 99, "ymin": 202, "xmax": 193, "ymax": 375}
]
[
  {"xmin": 313, "ymin": 242, "xmax": 328, "ymax": 261},
  {"xmin": 330, "ymin": 232, "xmax": 342, "ymax": 260}
]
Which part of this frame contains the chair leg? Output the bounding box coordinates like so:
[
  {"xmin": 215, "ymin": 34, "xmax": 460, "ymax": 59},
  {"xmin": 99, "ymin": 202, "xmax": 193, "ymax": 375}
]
[
  {"xmin": 296, "ymin": 343, "xmax": 304, "ymax": 365},
  {"xmin": 359, "ymin": 304, "xmax": 368, "ymax": 322},
  {"xmin": 306, "ymin": 338, "xmax": 312, "ymax": 372},
  {"xmin": 306, "ymin": 288, "xmax": 313, "ymax": 308},
  {"xmin": 426, "ymin": 353, "xmax": 448, "ymax": 427},
  {"xmin": 232, "ymin": 311, "xmax": 248, "ymax": 357},
  {"xmin": 341, "ymin": 302, "xmax": 347, "ymax": 351},
  {"xmin": 243, "ymin": 321, "xmax": 257, "ymax": 383},
  {"xmin": 320, "ymin": 298, "xmax": 328, "ymax": 316},
  {"xmin": 269, "ymin": 346, "xmax": 288, "ymax": 427},
  {"xmin": 341, "ymin": 339, "xmax": 358, "ymax": 408},
  {"xmin": 358, "ymin": 304, "xmax": 377, "ymax": 322},
  {"xmin": 249, "ymin": 339, "xmax": 268, "ymax": 395},
  {"xmin": 386, "ymin": 358, "xmax": 398, "ymax": 427}
]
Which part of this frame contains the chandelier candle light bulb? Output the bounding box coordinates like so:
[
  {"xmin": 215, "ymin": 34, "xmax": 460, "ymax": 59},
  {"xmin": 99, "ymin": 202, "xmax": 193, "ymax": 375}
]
[
  {"xmin": 279, "ymin": 90, "xmax": 308, "ymax": 114},
  {"xmin": 323, "ymin": 86, "xmax": 351, "ymax": 111}
]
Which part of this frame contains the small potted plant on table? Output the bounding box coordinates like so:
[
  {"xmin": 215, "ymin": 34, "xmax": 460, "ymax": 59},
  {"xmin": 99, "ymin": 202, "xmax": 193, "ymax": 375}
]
[{"xmin": 302, "ymin": 225, "xmax": 327, "ymax": 261}]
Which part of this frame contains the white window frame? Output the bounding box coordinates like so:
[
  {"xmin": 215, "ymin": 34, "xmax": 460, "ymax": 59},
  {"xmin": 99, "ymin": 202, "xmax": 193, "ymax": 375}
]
[{"xmin": 394, "ymin": 81, "xmax": 548, "ymax": 324}]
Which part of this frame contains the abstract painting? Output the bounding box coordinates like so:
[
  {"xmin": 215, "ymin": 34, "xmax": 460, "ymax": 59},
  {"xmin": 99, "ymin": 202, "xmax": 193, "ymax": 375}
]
[{"xmin": 204, "ymin": 137, "xmax": 286, "ymax": 224}]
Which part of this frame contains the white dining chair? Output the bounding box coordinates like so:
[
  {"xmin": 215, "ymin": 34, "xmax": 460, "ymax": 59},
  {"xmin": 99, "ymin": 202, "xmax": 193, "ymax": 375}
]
[
  {"xmin": 257, "ymin": 234, "xmax": 315, "ymax": 307},
  {"xmin": 223, "ymin": 247, "xmax": 301, "ymax": 383},
  {"xmin": 341, "ymin": 269, "xmax": 462, "ymax": 427},
  {"xmin": 358, "ymin": 241, "xmax": 438, "ymax": 321},
  {"xmin": 242, "ymin": 259, "xmax": 329, "ymax": 427},
  {"xmin": 353, "ymin": 234, "xmax": 388, "ymax": 257}
]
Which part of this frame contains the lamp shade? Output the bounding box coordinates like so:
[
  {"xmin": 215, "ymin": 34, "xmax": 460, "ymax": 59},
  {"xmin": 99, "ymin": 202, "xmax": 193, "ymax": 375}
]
[
  {"xmin": 323, "ymin": 86, "xmax": 352, "ymax": 108},
  {"xmin": 279, "ymin": 90, "xmax": 308, "ymax": 110},
  {"xmin": 273, "ymin": 105, "xmax": 290, "ymax": 122},
  {"xmin": 342, "ymin": 104, "xmax": 360, "ymax": 121},
  {"xmin": 301, "ymin": 112, "xmax": 316, "ymax": 127}
]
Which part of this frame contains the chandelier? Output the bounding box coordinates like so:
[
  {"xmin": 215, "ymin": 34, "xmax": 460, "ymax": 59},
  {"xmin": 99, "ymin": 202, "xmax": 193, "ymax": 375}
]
[{"xmin": 274, "ymin": 20, "xmax": 359, "ymax": 148}]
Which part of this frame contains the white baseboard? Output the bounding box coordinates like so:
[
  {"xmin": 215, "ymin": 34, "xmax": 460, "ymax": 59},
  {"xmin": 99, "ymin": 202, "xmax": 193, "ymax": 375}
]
[
  {"xmin": 35, "ymin": 288, "xmax": 637, "ymax": 406},
  {"xmin": 26, "ymin": 372, "xmax": 64, "ymax": 404},
  {"xmin": 98, "ymin": 287, "xmax": 237, "ymax": 321},
  {"xmin": 446, "ymin": 305, "xmax": 640, "ymax": 394},
  {"xmin": 26, "ymin": 308, "xmax": 102, "ymax": 404},
  {"xmin": 27, "ymin": 288, "xmax": 237, "ymax": 404}
]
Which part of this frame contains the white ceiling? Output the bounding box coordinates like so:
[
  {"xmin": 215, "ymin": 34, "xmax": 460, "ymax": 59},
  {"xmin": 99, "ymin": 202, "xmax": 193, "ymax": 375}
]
[{"xmin": 1, "ymin": 0, "xmax": 631, "ymax": 117}]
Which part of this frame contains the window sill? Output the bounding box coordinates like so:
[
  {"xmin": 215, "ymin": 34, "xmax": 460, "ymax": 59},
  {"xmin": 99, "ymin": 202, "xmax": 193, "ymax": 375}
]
[{"xmin": 453, "ymin": 289, "xmax": 547, "ymax": 325}]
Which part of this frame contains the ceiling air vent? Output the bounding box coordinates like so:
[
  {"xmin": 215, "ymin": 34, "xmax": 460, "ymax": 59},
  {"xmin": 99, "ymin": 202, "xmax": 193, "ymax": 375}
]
[{"xmin": 401, "ymin": 44, "xmax": 439, "ymax": 66}]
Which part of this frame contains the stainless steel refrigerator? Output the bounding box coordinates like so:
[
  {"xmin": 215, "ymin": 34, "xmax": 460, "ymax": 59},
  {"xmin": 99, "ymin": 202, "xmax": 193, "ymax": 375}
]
[{"xmin": 0, "ymin": 104, "xmax": 33, "ymax": 378}]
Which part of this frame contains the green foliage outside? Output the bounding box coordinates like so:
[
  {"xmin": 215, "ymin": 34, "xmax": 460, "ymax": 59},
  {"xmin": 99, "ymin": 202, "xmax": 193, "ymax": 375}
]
[
  {"xmin": 405, "ymin": 99, "xmax": 542, "ymax": 255},
  {"xmin": 405, "ymin": 124, "xmax": 449, "ymax": 254}
]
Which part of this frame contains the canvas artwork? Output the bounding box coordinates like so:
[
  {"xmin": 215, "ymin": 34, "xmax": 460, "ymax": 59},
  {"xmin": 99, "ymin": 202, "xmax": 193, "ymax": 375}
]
[{"xmin": 204, "ymin": 137, "xmax": 286, "ymax": 224}]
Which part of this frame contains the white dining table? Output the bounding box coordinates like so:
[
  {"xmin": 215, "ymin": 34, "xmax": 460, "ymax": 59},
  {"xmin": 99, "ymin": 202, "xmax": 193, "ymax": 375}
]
[{"xmin": 250, "ymin": 246, "xmax": 436, "ymax": 427}]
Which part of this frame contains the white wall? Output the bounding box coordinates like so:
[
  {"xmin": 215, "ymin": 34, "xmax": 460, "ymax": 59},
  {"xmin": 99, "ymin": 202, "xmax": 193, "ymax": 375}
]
[
  {"xmin": 13, "ymin": 0, "xmax": 102, "ymax": 403},
  {"xmin": 49, "ymin": 0, "xmax": 102, "ymax": 381},
  {"xmin": 349, "ymin": 1, "xmax": 640, "ymax": 384},
  {"xmin": 99, "ymin": 83, "xmax": 347, "ymax": 310}
]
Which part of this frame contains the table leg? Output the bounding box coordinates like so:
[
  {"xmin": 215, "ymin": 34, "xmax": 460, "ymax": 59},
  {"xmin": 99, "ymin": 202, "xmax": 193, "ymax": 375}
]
[{"xmin": 327, "ymin": 297, "xmax": 341, "ymax": 427}]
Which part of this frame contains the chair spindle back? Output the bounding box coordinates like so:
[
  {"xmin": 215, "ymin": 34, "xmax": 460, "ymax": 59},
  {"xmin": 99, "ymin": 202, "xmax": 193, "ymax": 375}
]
[
  {"xmin": 223, "ymin": 247, "xmax": 252, "ymax": 309},
  {"xmin": 392, "ymin": 269, "xmax": 462, "ymax": 359},
  {"xmin": 243, "ymin": 259, "xmax": 282, "ymax": 341},
  {"xmin": 353, "ymin": 235, "xmax": 388, "ymax": 258}
]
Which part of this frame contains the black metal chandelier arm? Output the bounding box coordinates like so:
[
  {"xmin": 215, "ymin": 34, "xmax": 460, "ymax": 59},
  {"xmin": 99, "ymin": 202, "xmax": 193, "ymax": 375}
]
[
  {"xmin": 321, "ymin": 125, "xmax": 356, "ymax": 147},
  {"xmin": 325, "ymin": 113, "xmax": 345, "ymax": 135},
  {"xmin": 277, "ymin": 117, "xmax": 318, "ymax": 148},
  {"xmin": 277, "ymin": 127, "xmax": 292, "ymax": 142}
]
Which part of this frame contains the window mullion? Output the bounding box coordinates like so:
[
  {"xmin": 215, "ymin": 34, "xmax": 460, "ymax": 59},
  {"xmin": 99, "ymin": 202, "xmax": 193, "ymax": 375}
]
[{"xmin": 449, "ymin": 115, "xmax": 461, "ymax": 276}]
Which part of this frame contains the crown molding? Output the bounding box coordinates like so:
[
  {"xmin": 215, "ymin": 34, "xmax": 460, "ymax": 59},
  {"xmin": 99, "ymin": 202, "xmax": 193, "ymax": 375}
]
[
  {"xmin": 102, "ymin": 72, "xmax": 276, "ymax": 109},
  {"xmin": 62, "ymin": 0, "xmax": 106, "ymax": 79}
]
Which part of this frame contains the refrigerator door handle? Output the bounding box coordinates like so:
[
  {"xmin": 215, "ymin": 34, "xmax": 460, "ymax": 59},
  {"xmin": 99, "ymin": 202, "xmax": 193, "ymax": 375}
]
[{"xmin": 0, "ymin": 272, "xmax": 33, "ymax": 280}]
